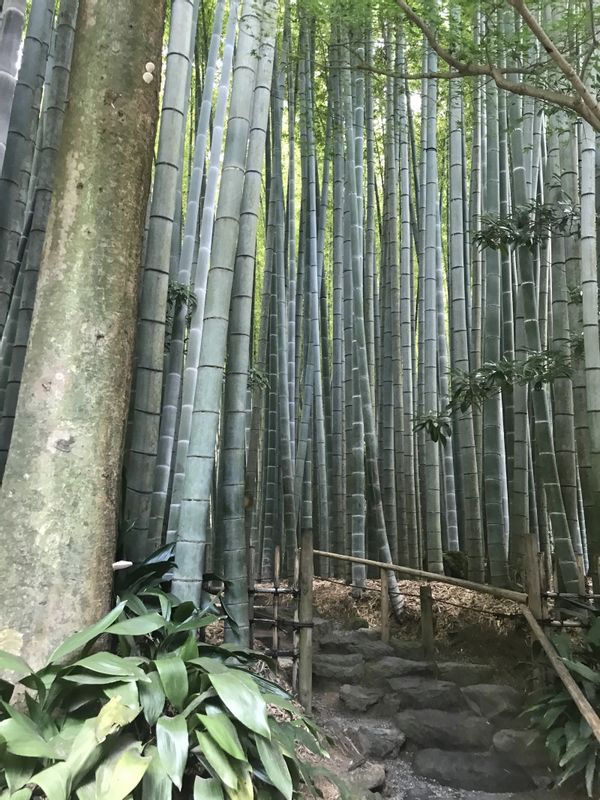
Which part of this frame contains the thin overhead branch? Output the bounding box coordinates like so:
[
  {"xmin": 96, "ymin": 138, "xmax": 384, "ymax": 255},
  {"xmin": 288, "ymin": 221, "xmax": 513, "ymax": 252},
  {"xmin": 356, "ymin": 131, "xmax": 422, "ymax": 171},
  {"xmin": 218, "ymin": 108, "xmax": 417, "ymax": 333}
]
[
  {"xmin": 394, "ymin": 0, "xmax": 600, "ymax": 131},
  {"xmin": 507, "ymin": 0, "xmax": 600, "ymax": 124}
]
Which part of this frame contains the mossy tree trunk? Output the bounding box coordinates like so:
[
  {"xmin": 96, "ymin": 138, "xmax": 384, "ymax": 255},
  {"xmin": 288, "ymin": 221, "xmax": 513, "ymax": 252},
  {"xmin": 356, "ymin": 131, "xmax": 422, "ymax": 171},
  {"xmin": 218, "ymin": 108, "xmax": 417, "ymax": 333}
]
[{"xmin": 0, "ymin": 0, "xmax": 164, "ymax": 668}]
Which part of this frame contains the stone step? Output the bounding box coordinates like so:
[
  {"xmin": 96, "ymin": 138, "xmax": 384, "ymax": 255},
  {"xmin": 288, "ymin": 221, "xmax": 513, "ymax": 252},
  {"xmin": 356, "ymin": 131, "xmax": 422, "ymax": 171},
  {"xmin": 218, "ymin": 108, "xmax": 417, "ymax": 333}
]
[
  {"xmin": 364, "ymin": 656, "xmax": 435, "ymax": 686},
  {"xmin": 388, "ymin": 676, "xmax": 467, "ymax": 711},
  {"xmin": 436, "ymin": 661, "xmax": 496, "ymax": 686},
  {"xmin": 396, "ymin": 708, "xmax": 494, "ymax": 751},
  {"xmin": 404, "ymin": 790, "xmax": 571, "ymax": 800},
  {"xmin": 493, "ymin": 729, "xmax": 550, "ymax": 769},
  {"xmin": 412, "ymin": 748, "xmax": 536, "ymax": 793},
  {"xmin": 313, "ymin": 652, "xmax": 364, "ymax": 683},
  {"xmin": 462, "ymin": 683, "xmax": 523, "ymax": 723}
]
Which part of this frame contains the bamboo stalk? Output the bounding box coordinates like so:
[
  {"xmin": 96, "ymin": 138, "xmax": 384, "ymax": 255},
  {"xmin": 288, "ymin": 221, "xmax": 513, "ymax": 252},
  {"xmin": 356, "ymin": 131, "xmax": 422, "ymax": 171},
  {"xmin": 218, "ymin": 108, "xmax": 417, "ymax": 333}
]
[
  {"xmin": 521, "ymin": 605, "xmax": 600, "ymax": 746},
  {"xmin": 313, "ymin": 549, "xmax": 528, "ymax": 603}
]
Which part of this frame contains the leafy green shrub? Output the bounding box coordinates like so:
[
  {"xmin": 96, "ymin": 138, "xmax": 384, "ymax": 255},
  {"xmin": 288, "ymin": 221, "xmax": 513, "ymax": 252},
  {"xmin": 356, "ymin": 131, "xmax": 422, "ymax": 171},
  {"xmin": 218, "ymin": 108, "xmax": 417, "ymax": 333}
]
[
  {"xmin": 527, "ymin": 617, "xmax": 600, "ymax": 797},
  {"xmin": 0, "ymin": 548, "xmax": 342, "ymax": 799}
]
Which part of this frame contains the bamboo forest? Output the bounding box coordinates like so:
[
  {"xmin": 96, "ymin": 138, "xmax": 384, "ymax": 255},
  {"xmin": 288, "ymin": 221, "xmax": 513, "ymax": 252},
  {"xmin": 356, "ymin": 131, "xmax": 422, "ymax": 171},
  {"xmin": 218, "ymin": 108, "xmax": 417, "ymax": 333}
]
[{"xmin": 1, "ymin": 0, "xmax": 600, "ymax": 796}]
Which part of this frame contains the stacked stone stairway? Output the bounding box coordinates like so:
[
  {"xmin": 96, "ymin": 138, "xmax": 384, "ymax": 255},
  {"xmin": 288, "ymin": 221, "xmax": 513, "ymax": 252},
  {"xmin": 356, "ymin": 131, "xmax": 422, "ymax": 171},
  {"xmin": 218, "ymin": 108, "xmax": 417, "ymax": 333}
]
[{"xmin": 311, "ymin": 623, "xmax": 575, "ymax": 800}]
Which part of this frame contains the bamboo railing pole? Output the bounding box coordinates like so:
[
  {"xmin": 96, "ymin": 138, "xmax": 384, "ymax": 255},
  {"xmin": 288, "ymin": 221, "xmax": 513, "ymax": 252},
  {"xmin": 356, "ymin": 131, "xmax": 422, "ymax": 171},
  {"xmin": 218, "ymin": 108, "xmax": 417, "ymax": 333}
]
[
  {"xmin": 313, "ymin": 549, "xmax": 528, "ymax": 604},
  {"xmin": 521, "ymin": 605, "xmax": 600, "ymax": 745}
]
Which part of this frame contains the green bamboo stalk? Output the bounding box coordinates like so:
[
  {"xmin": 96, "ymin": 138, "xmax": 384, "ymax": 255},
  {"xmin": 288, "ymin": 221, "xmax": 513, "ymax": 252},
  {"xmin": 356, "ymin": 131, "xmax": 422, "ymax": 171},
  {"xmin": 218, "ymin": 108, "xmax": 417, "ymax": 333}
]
[
  {"xmin": 125, "ymin": 0, "xmax": 200, "ymax": 558},
  {"xmin": 172, "ymin": 0, "xmax": 276, "ymax": 602}
]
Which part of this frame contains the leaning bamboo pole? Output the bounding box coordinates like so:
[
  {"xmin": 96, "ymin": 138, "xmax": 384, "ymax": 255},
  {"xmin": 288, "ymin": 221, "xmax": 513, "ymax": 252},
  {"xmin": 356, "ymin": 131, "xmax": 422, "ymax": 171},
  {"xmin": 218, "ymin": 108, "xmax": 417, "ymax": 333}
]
[{"xmin": 313, "ymin": 549, "xmax": 528, "ymax": 604}]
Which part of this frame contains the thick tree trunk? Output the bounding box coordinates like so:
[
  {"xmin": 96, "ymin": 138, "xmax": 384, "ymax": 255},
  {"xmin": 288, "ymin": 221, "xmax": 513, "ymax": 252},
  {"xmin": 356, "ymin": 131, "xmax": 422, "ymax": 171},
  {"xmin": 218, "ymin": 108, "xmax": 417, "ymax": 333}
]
[{"xmin": 0, "ymin": 0, "xmax": 164, "ymax": 668}]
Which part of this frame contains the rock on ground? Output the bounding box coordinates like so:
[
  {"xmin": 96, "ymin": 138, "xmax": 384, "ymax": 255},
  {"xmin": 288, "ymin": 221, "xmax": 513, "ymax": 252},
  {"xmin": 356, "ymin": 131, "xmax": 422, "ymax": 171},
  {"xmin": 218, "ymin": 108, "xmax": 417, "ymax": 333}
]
[
  {"xmin": 462, "ymin": 684, "xmax": 523, "ymax": 722},
  {"xmin": 413, "ymin": 748, "xmax": 536, "ymax": 793},
  {"xmin": 396, "ymin": 709, "xmax": 494, "ymax": 750}
]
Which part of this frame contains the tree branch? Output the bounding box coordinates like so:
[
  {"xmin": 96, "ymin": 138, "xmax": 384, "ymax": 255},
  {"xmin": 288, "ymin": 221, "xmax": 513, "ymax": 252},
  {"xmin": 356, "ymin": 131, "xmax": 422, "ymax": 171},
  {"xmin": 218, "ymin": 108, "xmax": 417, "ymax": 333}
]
[
  {"xmin": 394, "ymin": 0, "xmax": 600, "ymax": 132},
  {"xmin": 507, "ymin": 0, "xmax": 600, "ymax": 125}
]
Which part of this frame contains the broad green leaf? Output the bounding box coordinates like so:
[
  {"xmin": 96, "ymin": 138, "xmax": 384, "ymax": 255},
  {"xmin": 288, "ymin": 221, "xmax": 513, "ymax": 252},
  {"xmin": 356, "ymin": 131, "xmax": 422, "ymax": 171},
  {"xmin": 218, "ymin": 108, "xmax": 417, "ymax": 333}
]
[
  {"xmin": 106, "ymin": 613, "xmax": 166, "ymax": 636},
  {"xmin": 197, "ymin": 712, "xmax": 244, "ymax": 759},
  {"xmin": 95, "ymin": 696, "xmax": 141, "ymax": 741},
  {"xmin": 587, "ymin": 617, "xmax": 600, "ymax": 648},
  {"xmin": 73, "ymin": 653, "xmax": 147, "ymax": 679},
  {"xmin": 190, "ymin": 657, "xmax": 229, "ymax": 674},
  {"xmin": 195, "ymin": 731, "xmax": 238, "ymax": 790},
  {"xmin": 173, "ymin": 614, "xmax": 219, "ymax": 634},
  {"xmin": 0, "ymin": 718, "xmax": 56, "ymax": 758},
  {"xmin": 62, "ymin": 673, "xmax": 137, "ymax": 686},
  {"xmin": 156, "ymin": 714, "xmax": 188, "ymax": 790},
  {"xmin": 29, "ymin": 762, "xmax": 72, "ymax": 800},
  {"xmin": 255, "ymin": 734, "xmax": 293, "ymax": 800},
  {"xmin": 172, "ymin": 602, "xmax": 197, "ymax": 623},
  {"xmin": 563, "ymin": 659, "xmax": 600, "ymax": 684},
  {"xmin": 227, "ymin": 763, "xmax": 253, "ymax": 800},
  {"xmin": 104, "ymin": 680, "xmax": 140, "ymax": 709},
  {"xmin": 6, "ymin": 789, "xmax": 32, "ymax": 800},
  {"xmin": 64, "ymin": 719, "xmax": 104, "ymax": 782},
  {"xmin": 4, "ymin": 753, "xmax": 35, "ymax": 793},
  {"xmin": 585, "ymin": 751, "xmax": 597, "ymax": 798},
  {"xmin": 155, "ymin": 657, "xmax": 188, "ymax": 711},
  {"xmin": 182, "ymin": 689, "xmax": 215, "ymax": 719},
  {"xmin": 0, "ymin": 678, "xmax": 14, "ymax": 702},
  {"xmin": 139, "ymin": 671, "xmax": 166, "ymax": 725},
  {"xmin": 541, "ymin": 704, "xmax": 564, "ymax": 729},
  {"xmin": 95, "ymin": 741, "xmax": 151, "ymax": 800},
  {"xmin": 193, "ymin": 776, "xmax": 224, "ymax": 800},
  {"xmin": 75, "ymin": 780, "xmax": 96, "ymax": 800},
  {"xmin": 208, "ymin": 672, "xmax": 270, "ymax": 738},
  {"xmin": 559, "ymin": 736, "xmax": 589, "ymax": 767},
  {"xmin": 141, "ymin": 745, "xmax": 172, "ymax": 800},
  {"xmin": 48, "ymin": 602, "xmax": 126, "ymax": 664},
  {"xmin": 0, "ymin": 651, "xmax": 31, "ymax": 679}
]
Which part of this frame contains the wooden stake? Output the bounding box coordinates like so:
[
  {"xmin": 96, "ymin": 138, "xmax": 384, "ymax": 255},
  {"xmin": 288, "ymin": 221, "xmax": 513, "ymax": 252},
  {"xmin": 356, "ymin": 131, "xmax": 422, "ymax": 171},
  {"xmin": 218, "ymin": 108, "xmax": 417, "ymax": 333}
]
[
  {"xmin": 292, "ymin": 548, "xmax": 300, "ymax": 694},
  {"xmin": 273, "ymin": 545, "xmax": 280, "ymax": 669},
  {"xmin": 298, "ymin": 528, "xmax": 313, "ymax": 713},
  {"xmin": 380, "ymin": 569, "xmax": 390, "ymax": 643},
  {"xmin": 420, "ymin": 584, "xmax": 435, "ymax": 660},
  {"xmin": 524, "ymin": 535, "xmax": 543, "ymax": 620}
]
